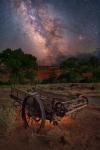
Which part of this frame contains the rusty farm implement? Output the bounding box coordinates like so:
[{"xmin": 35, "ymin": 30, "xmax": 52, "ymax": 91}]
[{"xmin": 10, "ymin": 87, "xmax": 88, "ymax": 133}]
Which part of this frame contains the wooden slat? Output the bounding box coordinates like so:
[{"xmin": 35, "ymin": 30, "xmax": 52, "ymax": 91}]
[
  {"xmin": 10, "ymin": 88, "xmax": 88, "ymax": 116},
  {"xmin": 66, "ymin": 104, "xmax": 87, "ymax": 115},
  {"xmin": 11, "ymin": 88, "xmax": 38, "ymax": 101}
]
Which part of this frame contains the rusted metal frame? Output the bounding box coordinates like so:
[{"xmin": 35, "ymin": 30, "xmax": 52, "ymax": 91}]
[
  {"xmin": 65, "ymin": 104, "xmax": 87, "ymax": 116},
  {"xmin": 22, "ymin": 94, "xmax": 46, "ymax": 133}
]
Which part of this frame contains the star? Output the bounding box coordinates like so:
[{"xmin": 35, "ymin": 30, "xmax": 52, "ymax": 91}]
[{"xmin": 78, "ymin": 35, "xmax": 84, "ymax": 41}]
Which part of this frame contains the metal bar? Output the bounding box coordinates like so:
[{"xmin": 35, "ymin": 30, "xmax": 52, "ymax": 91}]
[
  {"xmin": 65, "ymin": 104, "xmax": 87, "ymax": 115},
  {"xmin": 10, "ymin": 88, "xmax": 88, "ymax": 120}
]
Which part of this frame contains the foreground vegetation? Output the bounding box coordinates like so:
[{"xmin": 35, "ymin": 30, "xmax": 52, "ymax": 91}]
[{"xmin": 0, "ymin": 87, "xmax": 100, "ymax": 150}]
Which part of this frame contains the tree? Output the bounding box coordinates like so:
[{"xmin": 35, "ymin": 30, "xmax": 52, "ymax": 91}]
[
  {"xmin": 0, "ymin": 48, "xmax": 38, "ymax": 84},
  {"xmin": 60, "ymin": 57, "xmax": 79, "ymax": 69},
  {"xmin": 58, "ymin": 71, "xmax": 81, "ymax": 83},
  {"xmin": 25, "ymin": 70, "xmax": 36, "ymax": 85}
]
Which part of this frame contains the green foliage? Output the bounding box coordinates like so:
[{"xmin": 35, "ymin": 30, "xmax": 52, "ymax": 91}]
[
  {"xmin": 60, "ymin": 55, "xmax": 100, "ymax": 83},
  {"xmin": 0, "ymin": 48, "xmax": 38, "ymax": 84},
  {"xmin": 60, "ymin": 57, "xmax": 79, "ymax": 69},
  {"xmin": 25, "ymin": 70, "xmax": 36, "ymax": 85},
  {"xmin": 58, "ymin": 71, "xmax": 81, "ymax": 83},
  {"xmin": 41, "ymin": 71, "xmax": 57, "ymax": 84}
]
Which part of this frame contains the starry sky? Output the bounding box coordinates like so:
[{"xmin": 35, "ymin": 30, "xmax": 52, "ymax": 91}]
[{"xmin": 0, "ymin": 0, "xmax": 100, "ymax": 65}]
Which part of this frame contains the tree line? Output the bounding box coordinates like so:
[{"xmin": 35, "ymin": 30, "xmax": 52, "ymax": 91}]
[
  {"xmin": 0, "ymin": 48, "xmax": 100, "ymax": 85},
  {"xmin": 42, "ymin": 55, "xmax": 100, "ymax": 83}
]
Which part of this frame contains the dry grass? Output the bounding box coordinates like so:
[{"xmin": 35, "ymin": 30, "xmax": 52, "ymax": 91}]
[
  {"xmin": 0, "ymin": 86, "xmax": 100, "ymax": 150},
  {"xmin": 0, "ymin": 103, "xmax": 16, "ymax": 134}
]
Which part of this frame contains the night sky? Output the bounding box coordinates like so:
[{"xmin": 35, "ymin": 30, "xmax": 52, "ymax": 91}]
[{"xmin": 0, "ymin": 0, "xmax": 100, "ymax": 64}]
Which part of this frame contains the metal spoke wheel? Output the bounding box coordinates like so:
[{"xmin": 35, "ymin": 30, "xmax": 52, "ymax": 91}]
[
  {"xmin": 54, "ymin": 102, "xmax": 66, "ymax": 117},
  {"xmin": 22, "ymin": 95, "xmax": 46, "ymax": 133}
]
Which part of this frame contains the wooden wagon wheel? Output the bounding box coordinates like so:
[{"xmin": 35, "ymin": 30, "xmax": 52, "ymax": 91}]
[{"xmin": 22, "ymin": 94, "xmax": 46, "ymax": 133}]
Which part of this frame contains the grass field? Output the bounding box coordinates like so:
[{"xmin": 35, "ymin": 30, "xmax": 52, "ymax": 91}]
[{"xmin": 0, "ymin": 84, "xmax": 100, "ymax": 150}]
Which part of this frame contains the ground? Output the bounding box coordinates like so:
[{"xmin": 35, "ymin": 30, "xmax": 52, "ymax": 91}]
[{"xmin": 0, "ymin": 84, "xmax": 100, "ymax": 150}]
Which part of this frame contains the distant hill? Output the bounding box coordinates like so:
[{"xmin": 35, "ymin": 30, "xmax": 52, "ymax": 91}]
[
  {"xmin": 93, "ymin": 49, "xmax": 100, "ymax": 58},
  {"xmin": 76, "ymin": 49, "xmax": 100, "ymax": 59}
]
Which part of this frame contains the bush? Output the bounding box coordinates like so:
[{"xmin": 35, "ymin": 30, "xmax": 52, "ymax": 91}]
[{"xmin": 57, "ymin": 71, "xmax": 82, "ymax": 83}]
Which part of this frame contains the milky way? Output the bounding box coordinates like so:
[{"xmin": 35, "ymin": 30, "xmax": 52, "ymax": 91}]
[
  {"xmin": 10, "ymin": 0, "xmax": 69, "ymax": 64},
  {"xmin": 0, "ymin": 0, "xmax": 100, "ymax": 65}
]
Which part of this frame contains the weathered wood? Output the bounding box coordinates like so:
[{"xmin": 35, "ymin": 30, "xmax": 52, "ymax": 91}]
[
  {"xmin": 10, "ymin": 88, "xmax": 88, "ymax": 110},
  {"xmin": 10, "ymin": 88, "xmax": 37, "ymax": 102},
  {"xmin": 66, "ymin": 104, "xmax": 87, "ymax": 116},
  {"xmin": 10, "ymin": 87, "xmax": 88, "ymax": 133}
]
